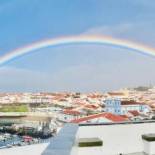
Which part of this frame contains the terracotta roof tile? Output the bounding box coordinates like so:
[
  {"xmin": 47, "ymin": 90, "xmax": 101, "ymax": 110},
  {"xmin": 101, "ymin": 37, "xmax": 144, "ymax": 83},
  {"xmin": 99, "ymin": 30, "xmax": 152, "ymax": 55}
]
[
  {"xmin": 63, "ymin": 109, "xmax": 81, "ymax": 115},
  {"xmin": 71, "ymin": 112, "xmax": 128, "ymax": 123},
  {"xmin": 128, "ymin": 110, "xmax": 140, "ymax": 116},
  {"xmin": 121, "ymin": 100, "xmax": 145, "ymax": 105}
]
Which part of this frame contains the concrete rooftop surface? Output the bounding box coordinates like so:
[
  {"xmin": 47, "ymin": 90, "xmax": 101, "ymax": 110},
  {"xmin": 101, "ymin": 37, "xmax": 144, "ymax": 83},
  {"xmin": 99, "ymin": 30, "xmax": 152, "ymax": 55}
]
[{"xmin": 1, "ymin": 121, "xmax": 155, "ymax": 155}]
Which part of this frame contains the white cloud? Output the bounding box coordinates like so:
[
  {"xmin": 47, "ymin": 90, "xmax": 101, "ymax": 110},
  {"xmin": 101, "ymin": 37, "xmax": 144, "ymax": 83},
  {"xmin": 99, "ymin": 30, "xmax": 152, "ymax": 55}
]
[
  {"xmin": 130, "ymin": 0, "xmax": 155, "ymax": 8},
  {"xmin": 1, "ymin": 57, "xmax": 155, "ymax": 92},
  {"xmin": 83, "ymin": 22, "xmax": 155, "ymax": 47}
]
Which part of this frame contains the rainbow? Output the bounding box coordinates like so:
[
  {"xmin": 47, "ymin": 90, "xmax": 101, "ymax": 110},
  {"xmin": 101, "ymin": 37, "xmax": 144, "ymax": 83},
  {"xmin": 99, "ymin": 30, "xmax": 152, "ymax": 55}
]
[{"xmin": 0, "ymin": 35, "xmax": 155, "ymax": 65}]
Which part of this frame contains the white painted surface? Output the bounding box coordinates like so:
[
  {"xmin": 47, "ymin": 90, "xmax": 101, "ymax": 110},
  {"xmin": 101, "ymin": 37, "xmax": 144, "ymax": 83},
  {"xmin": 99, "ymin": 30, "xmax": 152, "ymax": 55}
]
[
  {"xmin": 2, "ymin": 123, "xmax": 155, "ymax": 155},
  {"xmin": 75, "ymin": 123, "xmax": 155, "ymax": 155},
  {"xmin": 143, "ymin": 140, "xmax": 155, "ymax": 155},
  {"xmin": 143, "ymin": 140, "xmax": 150, "ymax": 155},
  {"xmin": 0, "ymin": 143, "xmax": 49, "ymax": 155}
]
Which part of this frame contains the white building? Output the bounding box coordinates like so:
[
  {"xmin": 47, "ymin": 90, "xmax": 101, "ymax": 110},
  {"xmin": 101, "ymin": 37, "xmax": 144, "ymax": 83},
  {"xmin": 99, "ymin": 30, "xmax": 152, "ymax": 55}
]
[{"xmin": 104, "ymin": 99, "xmax": 151, "ymax": 115}]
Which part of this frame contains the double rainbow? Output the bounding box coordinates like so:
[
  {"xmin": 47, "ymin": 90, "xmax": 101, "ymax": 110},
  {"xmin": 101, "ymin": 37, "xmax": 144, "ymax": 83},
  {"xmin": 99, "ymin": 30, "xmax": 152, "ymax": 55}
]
[{"xmin": 0, "ymin": 35, "xmax": 155, "ymax": 65}]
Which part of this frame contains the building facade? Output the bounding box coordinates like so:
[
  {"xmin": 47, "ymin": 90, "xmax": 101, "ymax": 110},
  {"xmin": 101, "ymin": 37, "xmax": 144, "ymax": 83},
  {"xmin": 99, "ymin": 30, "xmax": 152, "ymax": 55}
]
[{"xmin": 104, "ymin": 99, "xmax": 151, "ymax": 115}]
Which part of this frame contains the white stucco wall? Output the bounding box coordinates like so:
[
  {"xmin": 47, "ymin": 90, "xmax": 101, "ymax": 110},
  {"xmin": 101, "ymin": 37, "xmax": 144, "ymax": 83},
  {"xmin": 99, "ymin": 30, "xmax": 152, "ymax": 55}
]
[
  {"xmin": 75, "ymin": 122, "xmax": 155, "ymax": 155},
  {"xmin": 0, "ymin": 142, "xmax": 49, "ymax": 155}
]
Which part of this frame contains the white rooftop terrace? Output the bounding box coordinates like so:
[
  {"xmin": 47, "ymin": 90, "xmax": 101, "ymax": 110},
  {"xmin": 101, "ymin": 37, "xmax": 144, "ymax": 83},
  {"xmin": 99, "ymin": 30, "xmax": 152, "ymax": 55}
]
[
  {"xmin": 73, "ymin": 121, "xmax": 155, "ymax": 155},
  {"xmin": 0, "ymin": 143, "xmax": 49, "ymax": 155},
  {"xmin": 1, "ymin": 121, "xmax": 155, "ymax": 155}
]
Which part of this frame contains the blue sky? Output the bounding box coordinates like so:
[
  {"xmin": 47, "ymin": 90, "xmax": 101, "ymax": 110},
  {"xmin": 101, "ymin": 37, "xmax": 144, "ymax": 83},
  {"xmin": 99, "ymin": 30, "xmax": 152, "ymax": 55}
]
[{"xmin": 0, "ymin": 0, "xmax": 155, "ymax": 92}]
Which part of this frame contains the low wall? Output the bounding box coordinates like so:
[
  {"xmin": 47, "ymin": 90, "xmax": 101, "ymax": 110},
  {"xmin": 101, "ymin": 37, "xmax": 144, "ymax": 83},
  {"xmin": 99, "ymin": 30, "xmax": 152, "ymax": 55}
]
[{"xmin": 77, "ymin": 121, "xmax": 155, "ymax": 155}]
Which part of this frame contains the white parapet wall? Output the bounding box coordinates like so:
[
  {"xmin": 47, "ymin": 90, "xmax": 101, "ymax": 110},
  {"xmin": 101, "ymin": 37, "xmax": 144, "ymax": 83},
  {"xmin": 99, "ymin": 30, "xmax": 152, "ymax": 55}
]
[
  {"xmin": 75, "ymin": 122, "xmax": 155, "ymax": 155},
  {"xmin": 143, "ymin": 139, "xmax": 155, "ymax": 155}
]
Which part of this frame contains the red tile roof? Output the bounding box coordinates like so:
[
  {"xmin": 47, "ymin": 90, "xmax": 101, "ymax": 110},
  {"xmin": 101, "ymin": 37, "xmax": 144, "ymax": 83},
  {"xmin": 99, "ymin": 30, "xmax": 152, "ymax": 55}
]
[
  {"xmin": 84, "ymin": 104, "xmax": 98, "ymax": 109},
  {"xmin": 74, "ymin": 101, "xmax": 87, "ymax": 105},
  {"xmin": 121, "ymin": 100, "xmax": 145, "ymax": 105},
  {"xmin": 108, "ymin": 92, "xmax": 125, "ymax": 96},
  {"xmin": 128, "ymin": 110, "xmax": 140, "ymax": 116},
  {"xmin": 63, "ymin": 109, "xmax": 81, "ymax": 115},
  {"xmin": 120, "ymin": 115, "xmax": 129, "ymax": 119},
  {"xmin": 87, "ymin": 94, "xmax": 103, "ymax": 98},
  {"xmin": 71, "ymin": 112, "xmax": 128, "ymax": 123}
]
